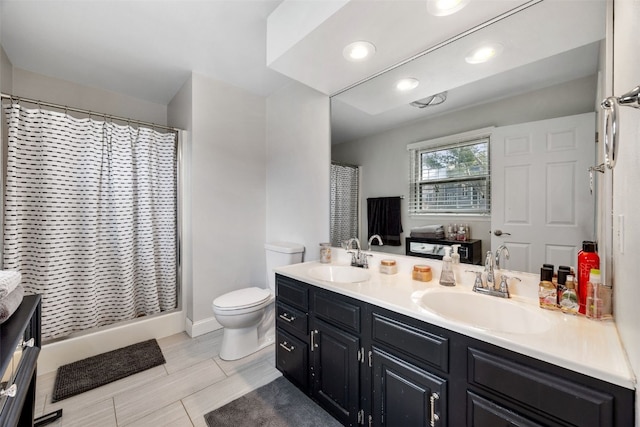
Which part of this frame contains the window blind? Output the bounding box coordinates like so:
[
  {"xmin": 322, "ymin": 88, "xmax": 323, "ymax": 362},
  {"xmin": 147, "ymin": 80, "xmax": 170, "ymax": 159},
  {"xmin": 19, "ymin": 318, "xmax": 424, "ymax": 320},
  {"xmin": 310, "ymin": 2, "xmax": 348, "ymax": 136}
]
[{"xmin": 408, "ymin": 135, "xmax": 491, "ymax": 215}]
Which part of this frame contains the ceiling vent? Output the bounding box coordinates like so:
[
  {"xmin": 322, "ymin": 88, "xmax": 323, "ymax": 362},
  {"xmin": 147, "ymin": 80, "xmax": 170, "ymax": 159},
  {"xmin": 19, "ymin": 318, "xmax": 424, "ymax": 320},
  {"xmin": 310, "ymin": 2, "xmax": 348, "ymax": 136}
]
[{"xmin": 410, "ymin": 92, "xmax": 447, "ymax": 108}]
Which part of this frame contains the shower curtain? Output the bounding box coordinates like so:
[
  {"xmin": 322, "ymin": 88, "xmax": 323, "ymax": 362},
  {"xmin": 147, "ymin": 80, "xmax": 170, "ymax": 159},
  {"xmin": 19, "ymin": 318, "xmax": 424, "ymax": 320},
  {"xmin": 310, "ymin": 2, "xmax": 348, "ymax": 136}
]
[
  {"xmin": 3, "ymin": 104, "xmax": 177, "ymax": 340},
  {"xmin": 330, "ymin": 163, "xmax": 359, "ymax": 247}
]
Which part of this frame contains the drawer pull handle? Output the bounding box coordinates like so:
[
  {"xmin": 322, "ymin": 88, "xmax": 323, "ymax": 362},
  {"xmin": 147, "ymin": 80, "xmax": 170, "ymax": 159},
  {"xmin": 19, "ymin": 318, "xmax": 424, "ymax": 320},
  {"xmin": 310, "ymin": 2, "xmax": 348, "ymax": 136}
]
[
  {"xmin": 429, "ymin": 392, "xmax": 440, "ymax": 427},
  {"xmin": 279, "ymin": 341, "xmax": 295, "ymax": 352},
  {"xmin": 310, "ymin": 329, "xmax": 319, "ymax": 351},
  {"xmin": 278, "ymin": 313, "xmax": 296, "ymax": 323},
  {"xmin": 21, "ymin": 338, "xmax": 35, "ymax": 348},
  {"xmin": 1, "ymin": 384, "xmax": 17, "ymax": 398}
]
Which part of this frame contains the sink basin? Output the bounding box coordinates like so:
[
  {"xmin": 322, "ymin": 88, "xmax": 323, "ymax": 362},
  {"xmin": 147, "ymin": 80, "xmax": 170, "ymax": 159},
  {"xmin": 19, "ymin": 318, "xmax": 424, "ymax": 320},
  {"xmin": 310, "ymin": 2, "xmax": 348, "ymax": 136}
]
[
  {"xmin": 416, "ymin": 289, "xmax": 551, "ymax": 334},
  {"xmin": 308, "ymin": 265, "xmax": 371, "ymax": 283}
]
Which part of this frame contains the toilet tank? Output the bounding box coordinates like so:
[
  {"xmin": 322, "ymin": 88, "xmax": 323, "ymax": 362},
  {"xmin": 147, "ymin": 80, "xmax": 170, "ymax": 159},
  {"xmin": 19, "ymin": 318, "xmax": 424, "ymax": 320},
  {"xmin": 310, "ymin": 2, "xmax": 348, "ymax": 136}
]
[{"xmin": 264, "ymin": 242, "xmax": 305, "ymax": 291}]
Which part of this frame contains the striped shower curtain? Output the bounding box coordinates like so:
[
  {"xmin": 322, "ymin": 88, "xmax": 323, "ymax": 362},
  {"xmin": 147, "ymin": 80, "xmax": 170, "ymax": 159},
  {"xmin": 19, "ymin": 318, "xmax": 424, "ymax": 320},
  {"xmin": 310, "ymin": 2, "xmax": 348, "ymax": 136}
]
[{"xmin": 3, "ymin": 104, "xmax": 177, "ymax": 340}]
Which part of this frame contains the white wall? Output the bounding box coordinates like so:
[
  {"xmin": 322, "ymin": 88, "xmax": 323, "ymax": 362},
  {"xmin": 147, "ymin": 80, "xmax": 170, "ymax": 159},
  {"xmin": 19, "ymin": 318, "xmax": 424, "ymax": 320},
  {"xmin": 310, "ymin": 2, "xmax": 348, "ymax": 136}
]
[
  {"xmin": 183, "ymin": 73, "xmax": 268, "ymax": 331},
  {"xmin": 11, "ymin": 68, "xmax": 167, "ymax": 125},
  {"xmin": 1, "ymin": 45, "xmax": 12, "ymax": 93},
  {"xmin": 266, "ymin": 81, "xmax": 331, "ymax": 261},
  {"xmin": 332, "ymin": 75, "xmax": 598, "ymax": 257},
  {"xmin": 611, "ymin": 0, "xmax": 640, "ymax": 423}
]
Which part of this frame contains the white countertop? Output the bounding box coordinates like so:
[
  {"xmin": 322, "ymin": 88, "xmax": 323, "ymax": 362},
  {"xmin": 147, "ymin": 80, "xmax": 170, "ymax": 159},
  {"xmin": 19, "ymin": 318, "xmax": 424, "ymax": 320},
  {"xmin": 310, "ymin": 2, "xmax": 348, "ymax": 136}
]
[{"xmin": 275, "ymin": 248, "xmax": 636, "ymax": 389}]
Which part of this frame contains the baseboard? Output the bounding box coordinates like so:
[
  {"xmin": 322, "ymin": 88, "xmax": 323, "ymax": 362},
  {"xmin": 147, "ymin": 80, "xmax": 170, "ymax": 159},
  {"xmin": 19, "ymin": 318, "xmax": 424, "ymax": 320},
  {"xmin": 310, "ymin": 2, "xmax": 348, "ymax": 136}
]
[
  {"xmin": 186, "ymin": 315, "xmax": 223, "ymax": 338},
  {"xmin": 39, "ymin": 310, "xmax": 186, "ymax": 374}
]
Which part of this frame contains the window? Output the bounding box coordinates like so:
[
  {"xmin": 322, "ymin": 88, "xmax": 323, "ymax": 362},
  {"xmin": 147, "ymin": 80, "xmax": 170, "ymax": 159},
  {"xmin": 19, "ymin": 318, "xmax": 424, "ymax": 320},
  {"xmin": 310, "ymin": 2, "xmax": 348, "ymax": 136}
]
[{"xmin": 408, "ymin": 129, "xmax": 491, "ymax": 215}]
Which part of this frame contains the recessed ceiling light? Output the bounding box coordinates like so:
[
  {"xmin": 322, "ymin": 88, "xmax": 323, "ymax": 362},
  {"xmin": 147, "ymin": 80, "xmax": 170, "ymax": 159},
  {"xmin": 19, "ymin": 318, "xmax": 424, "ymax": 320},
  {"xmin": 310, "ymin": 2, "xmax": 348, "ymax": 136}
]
[
  {"xmin": 465, "ymin": 43, "xmax": 504, "ymax": 64},
  {"xmin": 343, "ymin": 41, "xmax": 376, "ymax": 62},
  {"xmin": 396, "ymin": 78, "xmax": 420, "ymax": 91},
  {"xmin": 427, "ymin": 0, "xmax": 470, "ymax": 16}
]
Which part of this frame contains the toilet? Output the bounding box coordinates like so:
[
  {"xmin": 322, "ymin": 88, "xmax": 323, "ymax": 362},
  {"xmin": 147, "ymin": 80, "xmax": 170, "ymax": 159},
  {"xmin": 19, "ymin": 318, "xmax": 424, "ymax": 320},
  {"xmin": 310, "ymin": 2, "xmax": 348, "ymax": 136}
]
[{"xmin": 212, "ymin": 241, "xmax": 305, "ymax": 360}]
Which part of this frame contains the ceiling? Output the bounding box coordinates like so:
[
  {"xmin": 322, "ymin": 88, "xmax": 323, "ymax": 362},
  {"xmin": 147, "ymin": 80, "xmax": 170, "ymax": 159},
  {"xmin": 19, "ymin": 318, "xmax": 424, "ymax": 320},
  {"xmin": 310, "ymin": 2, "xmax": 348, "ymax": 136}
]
[
  {"xmin": 0, "ymin": 0, "xmax": 541, "ymax": 106},
  {"xmin": 0, "ymin": 0, "xmax": 605, "ymax": 124},
  {"xmin": 331, "ymin": 0, "xmax": 606, "ymax": 144},
  {"xmin": 0, "ymin": 0, "xmax": 291, "ymax": 104}
]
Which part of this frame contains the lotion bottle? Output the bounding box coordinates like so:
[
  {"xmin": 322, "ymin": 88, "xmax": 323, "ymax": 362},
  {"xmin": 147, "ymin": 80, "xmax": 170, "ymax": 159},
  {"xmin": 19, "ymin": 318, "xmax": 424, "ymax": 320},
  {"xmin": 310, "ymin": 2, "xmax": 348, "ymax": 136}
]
[{"xmin": 439, "ymin": 247, "xmax": 456, "ymax": 286}]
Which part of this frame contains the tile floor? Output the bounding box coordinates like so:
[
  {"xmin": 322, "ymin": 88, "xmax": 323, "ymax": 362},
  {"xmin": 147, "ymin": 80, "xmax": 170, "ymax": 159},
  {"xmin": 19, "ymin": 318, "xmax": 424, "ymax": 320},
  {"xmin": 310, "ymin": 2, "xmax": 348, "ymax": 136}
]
[{"xmin": 35, "ymin": 330, "xmax": 281, "ymax": 427}]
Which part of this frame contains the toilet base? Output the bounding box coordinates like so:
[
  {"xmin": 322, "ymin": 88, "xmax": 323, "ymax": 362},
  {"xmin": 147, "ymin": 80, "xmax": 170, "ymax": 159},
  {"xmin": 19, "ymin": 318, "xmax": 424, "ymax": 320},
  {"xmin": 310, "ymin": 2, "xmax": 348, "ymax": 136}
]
[{"xmin": 219, "ymin": 323, "xmax": 275, "ymax": 361}]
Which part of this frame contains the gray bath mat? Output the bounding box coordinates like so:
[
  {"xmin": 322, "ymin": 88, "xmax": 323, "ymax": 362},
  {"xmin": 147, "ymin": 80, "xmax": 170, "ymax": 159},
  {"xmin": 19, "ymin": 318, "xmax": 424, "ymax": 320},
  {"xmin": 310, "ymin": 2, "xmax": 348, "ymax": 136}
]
[
  {"xmin": 204, "ymin": 376, "xmax": 341, "ymax": 427},
  {"xmin": 52, "ymin": 339, "xmax": 165, "ymax": 402}
]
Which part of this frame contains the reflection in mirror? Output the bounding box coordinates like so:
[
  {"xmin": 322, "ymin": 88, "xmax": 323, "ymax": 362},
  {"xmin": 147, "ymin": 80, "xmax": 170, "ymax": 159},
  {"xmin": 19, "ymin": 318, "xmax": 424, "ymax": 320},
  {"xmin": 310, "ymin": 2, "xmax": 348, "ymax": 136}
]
[{"xmin": 330, "ymin": 0, "xmax": 605, "ymax": 273}]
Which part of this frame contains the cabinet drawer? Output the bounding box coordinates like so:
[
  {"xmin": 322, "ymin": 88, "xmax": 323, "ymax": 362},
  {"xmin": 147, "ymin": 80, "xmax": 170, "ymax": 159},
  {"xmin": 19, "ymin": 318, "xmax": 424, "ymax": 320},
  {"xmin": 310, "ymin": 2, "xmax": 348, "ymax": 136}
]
[
  {"xmin": 276, "ymin": 274, "xmax": 308, "ymax": 310},
  {"xmin": 276, "ymin": 302, "xmax": 307, "ymax": 338},
  {"xmin": 276, "ymin": 329, "xmax": 308, "ymax": 391},
  {"xmin": 311, "ymin": 291, "xmax": 361, "ymax": 333},
  {"xmin": 372, "ymin": 313, "xmax": 448, "ymax": 372},
  {"xmin": 468, "ymin": 348, "xmax": 614, "ymax": 427},
  {"xmin": 467, "ymin": 391, "xmax": 544, "ymax": 427}
]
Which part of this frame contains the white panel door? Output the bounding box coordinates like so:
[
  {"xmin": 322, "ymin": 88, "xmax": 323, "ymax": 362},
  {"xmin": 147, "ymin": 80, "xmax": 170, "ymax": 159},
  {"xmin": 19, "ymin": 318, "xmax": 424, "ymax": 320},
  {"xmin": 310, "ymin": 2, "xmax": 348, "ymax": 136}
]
[{"xmin": 491, "ymin": 113, "xmax": 596, "ymax": 273}]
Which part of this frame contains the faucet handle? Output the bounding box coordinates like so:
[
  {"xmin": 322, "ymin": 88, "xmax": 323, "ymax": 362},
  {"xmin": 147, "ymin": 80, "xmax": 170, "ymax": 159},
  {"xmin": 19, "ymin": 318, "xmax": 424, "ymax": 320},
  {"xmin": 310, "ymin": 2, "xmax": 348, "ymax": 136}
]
[
  {"xmin": 466, "ymin": 270, "xmax": 484, "ymax": 290},
  {"xmin": 362, "ymin": 252, "xmax": 374, "ymax": 269},
  {"xmin": 498, "ymin": 275, "xmax": 521, "ymax": 297}
]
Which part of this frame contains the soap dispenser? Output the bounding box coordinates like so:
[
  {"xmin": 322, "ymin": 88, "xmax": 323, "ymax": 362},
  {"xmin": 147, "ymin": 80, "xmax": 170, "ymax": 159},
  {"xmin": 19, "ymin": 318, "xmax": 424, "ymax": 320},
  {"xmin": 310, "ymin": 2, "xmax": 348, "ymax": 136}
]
[
  {"xmin": 439, "ymin": 247, "xmax": 456, "ymax": 287},
  {"xmin": 451, "ymin": 244, "xmax": 461, "ymax": 264}
]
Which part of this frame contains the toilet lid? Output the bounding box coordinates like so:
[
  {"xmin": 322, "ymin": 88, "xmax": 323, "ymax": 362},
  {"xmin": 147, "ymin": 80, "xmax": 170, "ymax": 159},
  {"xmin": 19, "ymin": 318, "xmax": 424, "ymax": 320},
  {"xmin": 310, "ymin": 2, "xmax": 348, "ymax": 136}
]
[{"xmin": 213, "ymin": 287, "xmax": 271, "ymax": 310}]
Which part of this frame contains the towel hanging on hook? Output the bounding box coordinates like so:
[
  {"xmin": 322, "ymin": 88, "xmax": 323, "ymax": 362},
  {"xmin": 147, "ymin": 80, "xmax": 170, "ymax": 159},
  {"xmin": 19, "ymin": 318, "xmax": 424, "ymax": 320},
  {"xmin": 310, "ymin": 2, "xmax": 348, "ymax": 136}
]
[{"xmin": 600, "ymin": 84, "xmax": 640, "ymax": 169}]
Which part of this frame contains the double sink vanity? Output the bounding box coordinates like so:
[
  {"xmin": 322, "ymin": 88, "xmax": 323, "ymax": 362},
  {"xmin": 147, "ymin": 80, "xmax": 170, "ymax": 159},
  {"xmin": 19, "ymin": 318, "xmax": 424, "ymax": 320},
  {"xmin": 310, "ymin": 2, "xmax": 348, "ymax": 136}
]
[{"xmin": 274, "ymin": 248, "xmax": 635, "ymax": 427}]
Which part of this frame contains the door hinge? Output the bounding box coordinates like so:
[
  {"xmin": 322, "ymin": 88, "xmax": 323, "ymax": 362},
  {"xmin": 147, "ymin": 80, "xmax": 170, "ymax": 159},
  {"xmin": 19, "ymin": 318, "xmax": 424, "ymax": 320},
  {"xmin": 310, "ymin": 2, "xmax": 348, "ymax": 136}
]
[{"xmin": 357, "ymin": 409, "xmax": 365, "ymax": 425}]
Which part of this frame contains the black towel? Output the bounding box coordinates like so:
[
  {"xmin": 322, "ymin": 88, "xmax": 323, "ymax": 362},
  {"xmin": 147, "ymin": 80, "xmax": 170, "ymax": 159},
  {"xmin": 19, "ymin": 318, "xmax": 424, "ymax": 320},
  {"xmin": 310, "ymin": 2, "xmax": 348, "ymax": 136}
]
[{"xmin": 367, "ymin": 197, "xmax": 403, "ymax": 246}]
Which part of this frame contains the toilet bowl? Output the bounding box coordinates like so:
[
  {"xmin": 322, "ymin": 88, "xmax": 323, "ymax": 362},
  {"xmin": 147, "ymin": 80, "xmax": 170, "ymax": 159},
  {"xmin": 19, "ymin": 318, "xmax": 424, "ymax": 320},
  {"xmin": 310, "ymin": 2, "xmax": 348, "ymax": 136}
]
[
  {"xmin": 213, "ymin": 287, "xmax": 273, "ymax": 360},
  {"xmin": 212, "ymin": 242, "xmax": 304, "ymax": 361}
]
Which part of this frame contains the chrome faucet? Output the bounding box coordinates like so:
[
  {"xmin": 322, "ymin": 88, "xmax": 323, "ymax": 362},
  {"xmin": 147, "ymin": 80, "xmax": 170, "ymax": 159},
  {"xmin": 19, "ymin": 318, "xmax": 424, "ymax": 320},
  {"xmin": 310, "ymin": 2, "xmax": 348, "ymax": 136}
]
[
  {"xmin": 469, "ymin": 250, "xmax": 515, "ymax": 298},
  {"xmin": 367, "ymin": 234, "xmax": 383, "ymax": 251},
  {"xmin": 484, "ymin": 251, "xmax": 495, "ymax": 289},
  {"xmin": 346, "ymin": 237, "xmax": 372, "ymax": 268},
  {"xmin": 495, "ymin": 244, "xmax": 510, "ymax": 271}
]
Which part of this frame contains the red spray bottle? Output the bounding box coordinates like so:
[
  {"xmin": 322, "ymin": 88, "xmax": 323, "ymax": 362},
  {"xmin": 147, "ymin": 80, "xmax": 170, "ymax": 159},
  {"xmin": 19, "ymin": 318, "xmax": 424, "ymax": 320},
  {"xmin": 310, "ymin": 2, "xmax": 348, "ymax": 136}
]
[{"xmin": 577, "ymin": 241, "xmax": 599, "ymax": 315}]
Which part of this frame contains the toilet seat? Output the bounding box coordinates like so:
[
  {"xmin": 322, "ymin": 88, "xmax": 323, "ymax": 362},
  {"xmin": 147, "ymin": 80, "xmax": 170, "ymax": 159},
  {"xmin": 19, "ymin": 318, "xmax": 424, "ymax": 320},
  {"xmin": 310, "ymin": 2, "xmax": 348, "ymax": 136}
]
[{"xmin": 213, "ymin": 287, "xmax": 271, "ymax": 312}]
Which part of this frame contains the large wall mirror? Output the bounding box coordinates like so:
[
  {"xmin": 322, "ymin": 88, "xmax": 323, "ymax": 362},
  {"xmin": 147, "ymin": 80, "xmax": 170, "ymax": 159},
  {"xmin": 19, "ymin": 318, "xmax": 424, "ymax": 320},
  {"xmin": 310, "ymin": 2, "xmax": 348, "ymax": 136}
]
[{"xmin": 330, "ymin": 0, "xmax": 605, "ymax": 274}]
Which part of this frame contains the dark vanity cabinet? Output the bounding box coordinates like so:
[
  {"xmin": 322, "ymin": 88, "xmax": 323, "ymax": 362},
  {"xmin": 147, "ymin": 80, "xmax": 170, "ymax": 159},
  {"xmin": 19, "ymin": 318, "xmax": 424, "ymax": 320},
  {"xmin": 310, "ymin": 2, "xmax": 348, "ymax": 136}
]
[
  {"xmin": 275, "ymin": 274, "xmax": 634, "ymax": 427},
  {"xmin": 0, "ymin": 295, "xmax": 41, "ymax": 427}
]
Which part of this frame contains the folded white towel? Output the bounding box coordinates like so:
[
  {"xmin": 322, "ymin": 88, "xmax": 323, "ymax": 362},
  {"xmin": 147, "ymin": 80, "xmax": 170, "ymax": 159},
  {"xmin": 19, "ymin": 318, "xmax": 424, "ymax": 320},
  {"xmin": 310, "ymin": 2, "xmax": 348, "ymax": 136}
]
[
  {"xmin": 0, "ymin": 284, "xmax": 24, "ymax": 324},
  {"xmin": 0, "ymin": 270, "xmax": 21, "ymax": 299}
]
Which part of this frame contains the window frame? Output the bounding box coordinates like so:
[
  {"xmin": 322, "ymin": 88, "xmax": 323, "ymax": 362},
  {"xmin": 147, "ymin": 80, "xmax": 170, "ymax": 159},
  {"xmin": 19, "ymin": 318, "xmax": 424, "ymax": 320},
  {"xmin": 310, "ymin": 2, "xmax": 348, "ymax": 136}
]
[{"xmin": 407, "ymin": 127, "xmax": 493, "ymax": 216}]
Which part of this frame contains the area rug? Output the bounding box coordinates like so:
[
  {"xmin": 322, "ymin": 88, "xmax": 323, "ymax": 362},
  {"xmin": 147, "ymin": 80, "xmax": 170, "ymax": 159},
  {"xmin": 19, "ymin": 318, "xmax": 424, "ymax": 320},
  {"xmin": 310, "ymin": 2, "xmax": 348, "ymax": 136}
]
[
  {"xmin": 52, "ymin": 338, "xmax": 165, "ymax": 402},
  {"xmin": 204, "ymin": 376, "xmax": 342, "ymax": 427}
]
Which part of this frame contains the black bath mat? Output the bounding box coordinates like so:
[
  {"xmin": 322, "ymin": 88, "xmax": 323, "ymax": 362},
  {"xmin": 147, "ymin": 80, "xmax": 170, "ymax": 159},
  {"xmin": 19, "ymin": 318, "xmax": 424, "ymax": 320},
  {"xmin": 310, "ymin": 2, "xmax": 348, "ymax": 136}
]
[
  {"xmin": 52, "ymin": 338, "xmax": 165, "ymax": 402},
  {"xmin": 204, "ymin": 376, "xmax": 341, "ymax": 427}
]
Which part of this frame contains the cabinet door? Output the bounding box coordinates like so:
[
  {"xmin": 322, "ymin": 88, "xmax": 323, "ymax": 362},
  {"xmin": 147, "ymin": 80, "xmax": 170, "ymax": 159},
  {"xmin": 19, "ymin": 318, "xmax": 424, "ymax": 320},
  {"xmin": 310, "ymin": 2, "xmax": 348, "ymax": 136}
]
[
  {"xmin": 276, "ymin": 329, "xmax": 309, "ymax": 391},
  {"xmin": 467, "ymin": 392, "xmax": 545, "ymax": 427},
  {"xmin": 310, "ymin": 317, "xmax": 360, "ymax": 426},
  {"xmin": 372, "ymin": 347, "xmax": 446, "ymax": 427}
]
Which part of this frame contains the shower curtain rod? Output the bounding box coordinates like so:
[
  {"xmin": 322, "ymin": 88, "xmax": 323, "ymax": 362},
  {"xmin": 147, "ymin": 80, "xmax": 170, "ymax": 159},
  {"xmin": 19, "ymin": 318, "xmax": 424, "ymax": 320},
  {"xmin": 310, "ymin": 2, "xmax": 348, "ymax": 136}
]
[{"xmin": 0, "ymin": 92, "xmax": 180, "ymax": 133}]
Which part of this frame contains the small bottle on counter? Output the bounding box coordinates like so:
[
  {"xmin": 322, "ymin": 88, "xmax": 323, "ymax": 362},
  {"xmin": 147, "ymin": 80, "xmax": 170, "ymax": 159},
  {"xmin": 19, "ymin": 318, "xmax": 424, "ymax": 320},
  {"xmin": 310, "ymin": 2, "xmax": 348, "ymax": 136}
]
[
  {"xmin": 538, "ymin": 266, "xmax": 558, "ymax": 310},
  {"xmin": 412, "ymin": 265, "xmax": 432, "ymax": 282},
  {"xmin": 319, "ymin": 243, "xmax": 332, "ymax": 263},
  {"xmin": 556, "ymin": 266, "xmax": 570, "ymax": 305},
  {"xmin": 586, "ymin": 269, "xmax": 606, "ymax": 320},
  {"xmin": 380, "ymin": 259, "xmax": 397, "ymax": 275},
  {"xmin": 559, "ymin": 275, "xmax": 579, "ymax": 315}
]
